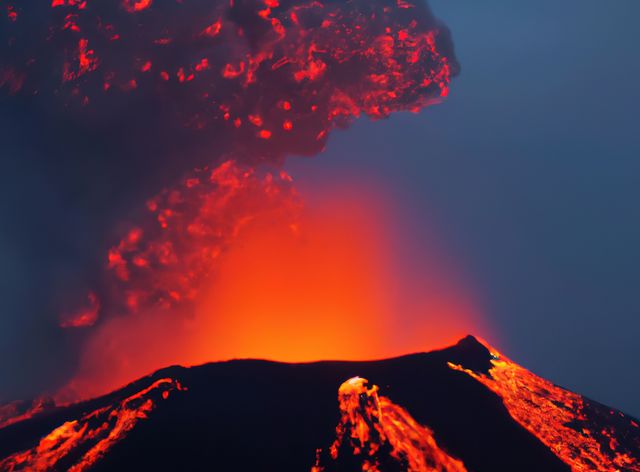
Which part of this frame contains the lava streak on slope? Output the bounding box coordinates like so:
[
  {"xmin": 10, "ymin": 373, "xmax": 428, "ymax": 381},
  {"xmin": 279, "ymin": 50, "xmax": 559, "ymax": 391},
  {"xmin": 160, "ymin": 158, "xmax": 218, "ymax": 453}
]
[
  {"xmin": 3, "ymin": 337, "xmax": 636, "ymax": 471},
  {"xmin": 0, "ymin": 378, "xmax": 185, "ymax": 472},
  {"xmin": 449, "ymin": 343, "xmax": 640, "ymax": 472},
  {"xmin": 314, "ymin": 377, "xmax": 467, "ymax": 472}
]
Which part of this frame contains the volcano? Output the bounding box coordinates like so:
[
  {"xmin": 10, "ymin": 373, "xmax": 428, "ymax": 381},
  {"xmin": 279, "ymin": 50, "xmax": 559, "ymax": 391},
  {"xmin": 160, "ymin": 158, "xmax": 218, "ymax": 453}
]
[{"xmin": 0, "ymin": 336, "xmax": 638, "ymax": 471}]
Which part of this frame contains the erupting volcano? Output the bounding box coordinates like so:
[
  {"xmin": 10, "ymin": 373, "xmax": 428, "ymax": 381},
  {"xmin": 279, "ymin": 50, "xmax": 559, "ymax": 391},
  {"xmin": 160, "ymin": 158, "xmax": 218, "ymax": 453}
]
[
  {"xmin": 1, "ymin": 337, "xmax": 639, "ymax": 471},
  {"xmin": 2, "ymin": 0, "xmax": 638, "ymax": 470},
  {"xmin": 1, "ymin": 0, "xmax": 460, "ymax": 385}
]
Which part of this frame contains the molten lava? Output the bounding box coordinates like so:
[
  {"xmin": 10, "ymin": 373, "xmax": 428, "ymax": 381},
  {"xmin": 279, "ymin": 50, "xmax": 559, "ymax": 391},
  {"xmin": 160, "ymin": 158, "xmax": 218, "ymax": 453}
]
[
  {"xmin": 314, "ymin": 377, "xmax": 467, "ymax": 471},
  {"xmin": 449, "ymin": 342, "xmax": 640, "ymax": 472},
  {"xmin": 0, "ymin": 378, "xmax": 185, "ymax": 472},
  {"xmin": 2, "ymin": 338, "xmax": 638, "ymax": 471},
  {"xmin": 0, "ymin": 398, "xmax": 55, "ymax": 431}
]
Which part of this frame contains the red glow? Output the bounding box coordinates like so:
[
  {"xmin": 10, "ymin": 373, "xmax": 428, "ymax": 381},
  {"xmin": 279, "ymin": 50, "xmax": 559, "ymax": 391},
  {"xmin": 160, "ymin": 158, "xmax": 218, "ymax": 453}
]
[
  {"xmin": 201, "ymin": 20, "xmax": 222, "ymax": 38},
  {"xmin": 56, "ymin": 181, "xmax": 484, "ymax": 401},
  {"xmin": 122, "ymin": 0, "xmax": 152, "ymax": 13},
  {"xmin": 313, "ymin": 377, "xmax": 467, "ymax": 471},
  {"xmin": 4, "ymin": 0, "xmax": 468, "ymax": 405},
  {"xmin": 3, "ymin": 0, "xmax": 455, "ymax": 151},
  {"xmin": 1, "ymin": 378, "xmax": 184, "ymax": 472},
  {"xmin": 59, "ymin": 292, "xmax": 100, "ymax": 328},
  {"xmin": 62, "ymin": 39, "xmax": 99, "ymax": 83}
]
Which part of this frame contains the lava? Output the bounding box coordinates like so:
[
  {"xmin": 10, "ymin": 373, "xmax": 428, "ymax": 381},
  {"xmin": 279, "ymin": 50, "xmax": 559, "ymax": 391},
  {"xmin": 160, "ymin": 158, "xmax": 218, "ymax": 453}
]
[
  {"xmin": 314, "ymin": 376, "xmax": 467, "ymax": 471},
  {"xmin": 0, "ymin": 398, "xmax": 55, "ymax": 431},
  {"xmin": 2, "ymin": 340, "xmax": 639, "ymax": 470},
  {"xmin": 0, "ymin": 378, "xmax": 185, "ymax": 472},
  {"xmin": 449, "ymin": 342, "xmax": 640, "ymax": 471}
]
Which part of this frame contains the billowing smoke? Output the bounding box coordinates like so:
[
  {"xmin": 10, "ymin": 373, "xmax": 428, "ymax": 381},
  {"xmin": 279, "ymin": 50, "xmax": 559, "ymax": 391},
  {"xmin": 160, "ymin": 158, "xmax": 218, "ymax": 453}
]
[
  {"xmin": 3, "ymin": 0, "xmax": 456, "ymax": 158},
  {"xmin": 0, "ymin": 0, "xmax": 459, "ymax": 400}
]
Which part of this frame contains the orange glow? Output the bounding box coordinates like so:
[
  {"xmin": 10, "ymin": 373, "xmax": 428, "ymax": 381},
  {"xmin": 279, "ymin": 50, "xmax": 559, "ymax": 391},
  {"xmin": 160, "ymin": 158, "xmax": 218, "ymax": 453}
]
[
  {"xmin": 5, "ymin": 0, "xmax": 455, "ymax": 145},
  {"xmin": 0, "ymin": 398, "xmax": 53, "ymax": 430},
  {"xmin": 314, "ymin": 377, "xmax": 467, "ymax": 471},
  {"xmin": 449, "ymin": 341, "xmax": 640, "ymax": 471},
  {"xmin": 57, "ymin": 181, "xmax": 483, "ymax": 401},
  {"xmin": 1, "ymin": 378, "xmax": 185, "ymax": 472},
  {"xmin": 189, "ymin": 187, "xmax": 394, "ymax": 362}
]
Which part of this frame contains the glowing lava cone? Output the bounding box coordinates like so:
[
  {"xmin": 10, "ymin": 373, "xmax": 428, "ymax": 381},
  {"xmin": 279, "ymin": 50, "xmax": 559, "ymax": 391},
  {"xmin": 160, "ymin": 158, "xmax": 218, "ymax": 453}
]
[{"xmin": 313, "ymin": 376, "xmax": 467, "ymax": 471}]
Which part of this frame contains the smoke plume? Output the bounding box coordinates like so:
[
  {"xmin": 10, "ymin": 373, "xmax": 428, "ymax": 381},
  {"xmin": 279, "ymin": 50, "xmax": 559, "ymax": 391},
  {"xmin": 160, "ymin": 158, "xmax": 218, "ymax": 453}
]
[{"xmin": 0, "ymin": 0, "xmax": 459, "ymax": 400}]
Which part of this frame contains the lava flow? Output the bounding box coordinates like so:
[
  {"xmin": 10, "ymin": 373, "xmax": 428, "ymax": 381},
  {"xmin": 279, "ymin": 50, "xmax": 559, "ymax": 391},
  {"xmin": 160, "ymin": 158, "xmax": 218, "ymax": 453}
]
[
  {"xmin": 314, "ymin": 377, "xmax": 467, "ymax": 472},
  {"xmin": 449, "ymin": 343, "xmax": 640, "ymax": 471},
  {"xmin": 0, "ymin": 378, "xmax": 185, "ymax": 472},
  {"xmin": 1, "ymin": 338, "xmax": 639, "ymax": 470}
]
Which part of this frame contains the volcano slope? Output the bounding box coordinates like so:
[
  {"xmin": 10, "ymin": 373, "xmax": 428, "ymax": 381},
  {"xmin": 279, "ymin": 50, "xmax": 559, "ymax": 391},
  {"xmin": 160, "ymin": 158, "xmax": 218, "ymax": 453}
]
[{"xmin": 0, "ymin": 336, "xmax": 638, "ymax": 471}]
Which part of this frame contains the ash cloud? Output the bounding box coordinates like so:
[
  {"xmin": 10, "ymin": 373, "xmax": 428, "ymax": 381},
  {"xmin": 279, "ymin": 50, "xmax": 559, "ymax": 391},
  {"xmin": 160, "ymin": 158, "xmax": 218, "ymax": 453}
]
[{"xmin": 0, "ymin": 0, "xmax": 458, "ymax": 401}]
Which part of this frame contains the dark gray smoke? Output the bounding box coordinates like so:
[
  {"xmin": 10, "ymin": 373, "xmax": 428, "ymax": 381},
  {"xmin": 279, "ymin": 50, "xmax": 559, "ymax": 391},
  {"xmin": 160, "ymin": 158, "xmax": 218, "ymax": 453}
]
[{"xmin": 0, "ymin": 0, "xmax": 458, "ymax": 401}]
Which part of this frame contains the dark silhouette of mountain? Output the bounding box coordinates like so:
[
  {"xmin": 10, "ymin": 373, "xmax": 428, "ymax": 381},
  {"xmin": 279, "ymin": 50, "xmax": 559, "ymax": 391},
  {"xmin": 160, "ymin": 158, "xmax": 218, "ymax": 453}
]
[{"xmin": 1, "ymin": 336, "xmax": 638, "ymax": 471}]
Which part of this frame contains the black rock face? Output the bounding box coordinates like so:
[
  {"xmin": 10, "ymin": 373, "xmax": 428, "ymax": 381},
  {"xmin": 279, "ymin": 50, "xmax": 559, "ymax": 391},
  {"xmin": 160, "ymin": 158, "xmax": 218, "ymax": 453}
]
[{"xmin": 0, "ymin": 337, "xmax": 636, "ymax": 471}]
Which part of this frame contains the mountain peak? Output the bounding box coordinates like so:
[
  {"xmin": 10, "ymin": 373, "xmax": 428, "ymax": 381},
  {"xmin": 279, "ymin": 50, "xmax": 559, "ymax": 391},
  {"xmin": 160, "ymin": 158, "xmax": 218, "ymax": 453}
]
[
  {"xmin": 455, "ymin": 334, "xmax": 487, "ymax": 349},
  {"xmin": 1, "ymin": 340, "xmax": 638, "ymax": 471},
  {"xmin": 441, "ymin": 334, "xmax": 494, "ymax": 374}
]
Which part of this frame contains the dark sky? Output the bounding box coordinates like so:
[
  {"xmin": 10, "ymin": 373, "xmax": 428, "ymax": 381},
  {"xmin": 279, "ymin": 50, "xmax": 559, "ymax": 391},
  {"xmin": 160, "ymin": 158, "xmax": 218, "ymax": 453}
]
[
  {"xmin": 1, "ymin": 0, "xmax": 639, "ymax": 418},
  {"xmin": 290, "ymin": 0, "xmax": 640, "ymax": 416}
]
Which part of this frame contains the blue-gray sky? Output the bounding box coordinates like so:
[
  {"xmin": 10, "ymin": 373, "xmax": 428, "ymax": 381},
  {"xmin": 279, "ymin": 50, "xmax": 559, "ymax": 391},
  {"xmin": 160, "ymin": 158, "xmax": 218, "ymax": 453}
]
[{"xmin": 290, "ymin": 0, "xmax": 640, "ymax": 416}]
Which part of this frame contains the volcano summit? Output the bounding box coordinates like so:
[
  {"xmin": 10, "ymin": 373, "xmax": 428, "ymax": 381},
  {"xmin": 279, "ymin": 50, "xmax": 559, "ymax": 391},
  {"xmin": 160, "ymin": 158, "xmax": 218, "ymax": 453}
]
[{"xmin": 0, "ymin": 336, "xmax": 638, "ymax": 471}]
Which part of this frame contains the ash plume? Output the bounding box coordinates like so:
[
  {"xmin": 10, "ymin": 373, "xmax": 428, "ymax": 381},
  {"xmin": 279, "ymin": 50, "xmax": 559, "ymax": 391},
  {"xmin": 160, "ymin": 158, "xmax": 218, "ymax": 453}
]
[{"xmin": 0, "ymin": 0, "xmax": 458, "ymax": 400}]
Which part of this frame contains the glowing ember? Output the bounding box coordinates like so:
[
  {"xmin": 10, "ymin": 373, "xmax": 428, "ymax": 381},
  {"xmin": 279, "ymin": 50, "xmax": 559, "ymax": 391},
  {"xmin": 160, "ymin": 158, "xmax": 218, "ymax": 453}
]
[
  {"xmin": 122, "ymin": 0, "xmax": 153, "ymax": 13},
  {"xmin": 314, "ymin": 376, "xmax": 467, "ymax": 471},
  {"xmin": 0, "ymin": 378, "xmax": 185, "ymax": 472},
  {"xmin": 87, "ymin": 160, "xmax": 300, "ymax": 319},
  {"xmin": 1, "ymin": 0, "xmax": 465, "ymax": 404},
  {"xmin": 54, "ymin": 183, "xmax": 479, "ymax": 402},
  {"xmin": 60, "ymin": 292, "xmax": 100, "ymax": 328},
  {"xmin": 448, "ymin": 342, "xmax": 640, "ymax": 472},
  {"xmin": 2, "ymin": 0, "xmax": 460, "ymax": 335},
  {"xmin": 3, "ymin": 0, "xmax": 461, "ymax": 331},
  {"xmin": 45, "ymin": 159, "xmax": 301, "ymax": 334},
  {"xmin": 1, "ymin": 0, "xmax": 457, "ymax": 161}
]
